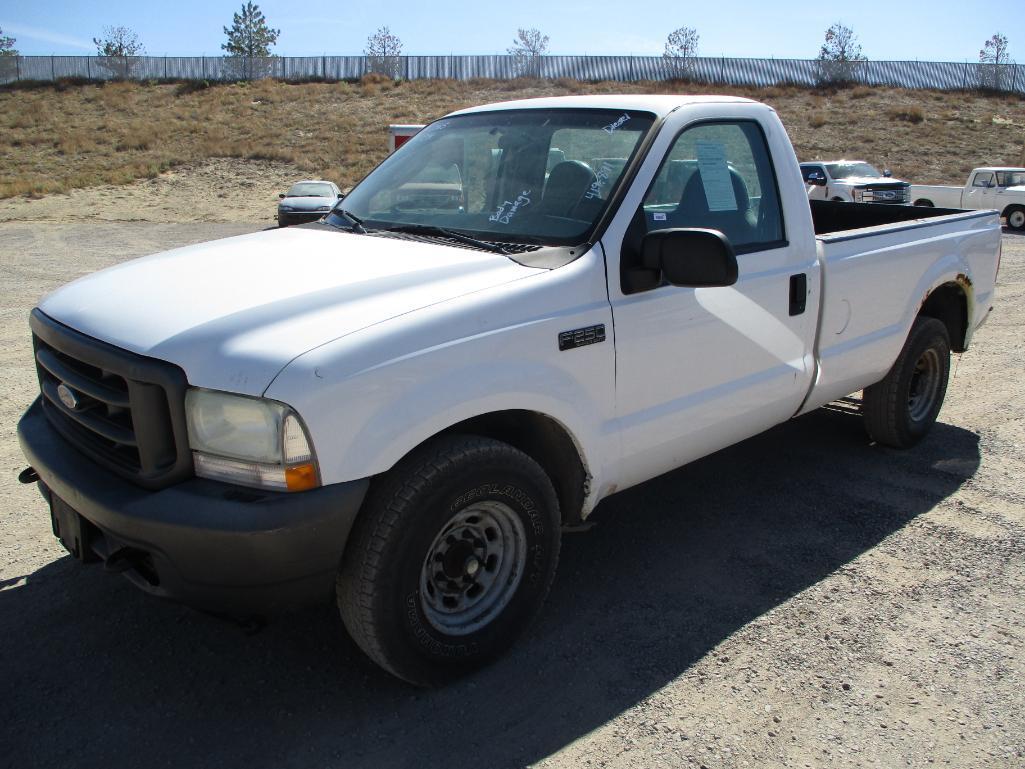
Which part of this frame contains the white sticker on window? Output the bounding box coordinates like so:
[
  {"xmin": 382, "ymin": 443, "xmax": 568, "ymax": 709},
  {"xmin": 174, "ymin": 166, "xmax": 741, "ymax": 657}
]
[
  {"xmin": 653, "ymin": 212, "xmax": 667, "ymax": 221},
  {"xmin": 695, "ymin": 141, "xmax": 738, "ymax": 212}
]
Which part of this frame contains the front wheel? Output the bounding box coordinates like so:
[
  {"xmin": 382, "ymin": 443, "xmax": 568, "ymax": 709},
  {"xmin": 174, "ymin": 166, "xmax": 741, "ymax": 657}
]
[
  {"xmin": 913, "ymin": 199, "xmax": 935, "ymax": 207},
  {"xmin": 337, "ymin": 435, "xmax": 561, "ymax": 686},
  {"xmin": 862, "ymin": 317, "xmax": 951, "ymax": 448},
  {"xmin": 1005, "ymin": 205, "xmax": 1025, "ymax": 232}
]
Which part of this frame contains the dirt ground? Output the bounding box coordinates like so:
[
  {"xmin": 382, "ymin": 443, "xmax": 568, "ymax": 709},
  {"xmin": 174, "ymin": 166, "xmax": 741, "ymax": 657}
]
[{"xmin": 0, "ymin": 170, "xmax": 1022, "ymax": 769}]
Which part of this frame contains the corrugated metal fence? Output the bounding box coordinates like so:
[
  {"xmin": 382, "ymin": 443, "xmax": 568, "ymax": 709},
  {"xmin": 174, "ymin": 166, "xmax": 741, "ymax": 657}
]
[{"xmin": 1, "ymin": 54, "xmax": 1022, "ymax": 93}]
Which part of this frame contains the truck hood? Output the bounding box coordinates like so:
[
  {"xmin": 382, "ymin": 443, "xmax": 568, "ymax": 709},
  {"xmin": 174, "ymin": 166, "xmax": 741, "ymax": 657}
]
[{"xmin": 39, "ymin": 227, "xmax": 541, "ymax": 396}]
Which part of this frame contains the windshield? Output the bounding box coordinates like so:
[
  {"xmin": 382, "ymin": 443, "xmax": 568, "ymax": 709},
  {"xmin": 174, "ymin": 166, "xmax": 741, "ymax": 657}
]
[
  {"xmin": 287, "ymin": 183, "xmax": 334, "ymax": 197},
  {"xmin": 825, "ymin": 162, "xmax": 882, "ymax": 180},
  {"xmin": 996, "ymin": 170, "xmax": 1025, "ymax": 187},
  {"xmin": 328, "ymin": 108, "xmax": 656, "ymax": 246}
]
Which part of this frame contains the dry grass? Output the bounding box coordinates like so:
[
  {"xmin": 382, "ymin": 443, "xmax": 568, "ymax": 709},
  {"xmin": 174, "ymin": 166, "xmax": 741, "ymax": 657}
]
[
  {"xmin": 887, "ymin": 106, "xmax": 926, "ymax": 124},
  {"xmin": 1, "ymin": 77, "xmax": 1023, "ymax": 198}
]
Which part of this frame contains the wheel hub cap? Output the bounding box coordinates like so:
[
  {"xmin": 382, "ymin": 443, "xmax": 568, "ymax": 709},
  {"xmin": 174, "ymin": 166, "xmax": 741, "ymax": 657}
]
[
  {"xmin": 908, "ymin": 348, "xmax": 941, "ymax": 422},
  {"xmin": 419, "ymin": 500, "xmax": 527, "ymax": 636}
]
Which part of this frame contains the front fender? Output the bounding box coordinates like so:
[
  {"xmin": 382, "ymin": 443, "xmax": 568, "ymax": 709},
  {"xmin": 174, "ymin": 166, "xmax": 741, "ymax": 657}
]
[{"xmin": 264, "ymin": 249, "xmax": 617, "ymax": 508}]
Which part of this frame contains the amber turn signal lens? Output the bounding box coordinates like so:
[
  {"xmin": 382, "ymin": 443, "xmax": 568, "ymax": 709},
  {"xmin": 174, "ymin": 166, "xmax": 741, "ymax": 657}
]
[{"xmin": 285, "ymin": 463, "xmax": 318, "ymax": 492}]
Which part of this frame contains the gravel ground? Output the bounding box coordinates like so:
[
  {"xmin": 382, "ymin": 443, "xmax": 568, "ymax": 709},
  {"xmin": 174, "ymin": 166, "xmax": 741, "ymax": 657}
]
[{"xmin": 0, "ymin": 209, "xmax": 1022, "ymax": 769}]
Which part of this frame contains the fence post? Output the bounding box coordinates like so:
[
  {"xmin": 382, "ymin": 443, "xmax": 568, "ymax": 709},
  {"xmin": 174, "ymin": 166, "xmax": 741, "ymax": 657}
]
[
  {"xmin": 164, "ymin": 56, "xmax": 168, "ymax": 80},
  {"xmin": 1014, "ymin": 63, "xmax": 1020, "ymax": 94},
  {"xmin": 16, "ymin": 56, "xmax": 20, "ymax": 81},
  {"xmin": 202, "ymin": 56, "xmax": 206, "ymax": 80},
  {"xmin": 962, "ymin": 61, "xmax": 969, "ymax": 90},
  {"xmin": 51, "ymin": 55, "xmax": 55, "ymax": 81},
  {"xmin": 721, "ymin": 55, "xmax": 726, "ymax": 84},
  {"xmin": 86, "ymin": 57, "xmax": 90, "ymax": 80}
]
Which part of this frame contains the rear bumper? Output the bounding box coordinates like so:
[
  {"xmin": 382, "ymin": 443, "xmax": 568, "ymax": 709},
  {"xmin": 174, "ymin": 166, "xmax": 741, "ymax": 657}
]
[{"xmin": 18, "ymin": 397, "xmax": 369, "ymax": 614}]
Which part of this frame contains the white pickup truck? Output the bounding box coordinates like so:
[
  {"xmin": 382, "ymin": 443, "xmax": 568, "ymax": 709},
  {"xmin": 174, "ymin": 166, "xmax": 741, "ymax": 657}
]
[
  {"xmin": 800, "ymin": 160, "xmax": 910, "ymax": 204},
  {"xmin": 910, "ymin": 167, "xmax": 1025, "ymax": 231},
  {"xmin": 18, "ymin": 95, "xmax": 1001, "ymax": 685}
]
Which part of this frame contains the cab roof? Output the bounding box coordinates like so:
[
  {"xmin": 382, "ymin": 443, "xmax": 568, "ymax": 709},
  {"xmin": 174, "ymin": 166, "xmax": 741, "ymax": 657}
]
[{"xmin": 448, "ymin": 94, "xmax": 758, "ymax": 120}]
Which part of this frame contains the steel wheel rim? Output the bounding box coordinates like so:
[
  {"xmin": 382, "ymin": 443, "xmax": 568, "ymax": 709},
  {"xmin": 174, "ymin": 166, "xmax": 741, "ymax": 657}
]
[
  {"xmin": 908, "ymin": 348, "xmax": 942, "ymax": 422},
  {"xmin": 1010, "ymin": 210, "xmax": 1025, "ymax": 229},
  {"xmin": 419, "ymin": 500, "xmax": 527, "ymax": 636}
]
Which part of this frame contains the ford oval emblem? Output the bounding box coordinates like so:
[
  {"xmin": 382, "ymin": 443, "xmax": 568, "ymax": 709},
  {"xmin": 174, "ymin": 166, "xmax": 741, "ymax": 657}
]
[{"xmin": 57, "ymin": 382, "xmax": 79, "ymax": 410}]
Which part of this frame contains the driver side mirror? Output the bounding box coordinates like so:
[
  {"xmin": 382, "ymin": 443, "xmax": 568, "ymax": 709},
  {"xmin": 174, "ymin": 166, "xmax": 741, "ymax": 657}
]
[
  {"xmin": 807, "ymin": 173, "xmax": 826, "ymax": 186},
  {"xmin": 883, "ymin": 169, "xmax": 892, "ymax": 178},
  {"xmin": 641, "ymin": 229, "xmax": 738, "ymax": 288},
  {"xmin": 337, "ymin": 192, "xmax": 345, "ymax": 199},
  {"xmin": 278, "ymin": 192, "xmax": 286, "ymax": 199}
]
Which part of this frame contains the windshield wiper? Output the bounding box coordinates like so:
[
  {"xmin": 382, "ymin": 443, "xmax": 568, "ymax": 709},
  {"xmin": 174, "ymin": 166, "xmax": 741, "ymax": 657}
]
[
  {"xmin": 330, "ymin": 208, "xmax": 366, "ymax": 234},
  {"xmin": 379, "ymin": 224, "xmax": 510, "ymax": 255}
]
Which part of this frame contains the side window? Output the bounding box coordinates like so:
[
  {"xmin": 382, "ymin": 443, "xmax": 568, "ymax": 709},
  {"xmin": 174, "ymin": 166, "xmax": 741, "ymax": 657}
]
[
  {"xmin": 637, "ymin": 121, "xmax": 784, "ymax": 251},
  {"xmin": 621, "ymin": 121, "xmax": 785, "ymax": 294},
  {"xmin": 972, "ymin": 172, "xmax": 994, "ymax": 188}
]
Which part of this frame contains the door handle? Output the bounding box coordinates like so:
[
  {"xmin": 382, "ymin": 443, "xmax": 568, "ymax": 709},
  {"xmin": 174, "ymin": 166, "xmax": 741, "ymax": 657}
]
[{"xmin": 789, "ymin": 273, "xmax": 807, "ymax": 316}]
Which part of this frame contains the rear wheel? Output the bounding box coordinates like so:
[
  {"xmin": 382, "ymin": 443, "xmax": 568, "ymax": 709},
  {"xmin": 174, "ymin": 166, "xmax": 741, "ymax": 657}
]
[
  {"xmin": 337, "ymin": 435, "xmax": 561, "ymax": 686},
  {"xmin": 913, "ymin": 199, "xmax": 935, "ymax": 207},
  {"xmin": 862, "ymin": 317, "xmax": 950, "ymax": 448},
  {"xmin": 1005, "ymin": 205, "xmax": 1025, "ymax": 232}
]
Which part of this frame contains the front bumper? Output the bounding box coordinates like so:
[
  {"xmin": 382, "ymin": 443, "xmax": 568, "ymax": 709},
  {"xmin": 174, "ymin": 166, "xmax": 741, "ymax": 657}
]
[
  {"xmin": 277, "ymin": 210, "xmax": 329, "ymax": 226},
  {"xmin": 18, "ymin": 398, "xmax": 369, "ymax": 614}
]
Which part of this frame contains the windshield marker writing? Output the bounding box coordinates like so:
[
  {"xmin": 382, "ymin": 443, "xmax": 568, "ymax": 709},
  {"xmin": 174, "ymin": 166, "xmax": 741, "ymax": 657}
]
[
  {"xmin": 603, "ymin": 113, "xmax": 631, "ymax": 134},
  {"xmin": 585, "ymin": 162, "xmax": 616, "ymax": 201},
  {"xmin": 489, "ymin": 189, "xmax": 532, "ymax": 224}
]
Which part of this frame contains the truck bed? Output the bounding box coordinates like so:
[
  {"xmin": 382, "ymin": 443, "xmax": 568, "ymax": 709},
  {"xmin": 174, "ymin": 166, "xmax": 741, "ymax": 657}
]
[
  {"xmin": 810, "ymin": 199, "xmax": 964, "ymax": 235},
  {"xmin": 799, "ymin": 199, "xmax": 1001, "ymax": 416}
]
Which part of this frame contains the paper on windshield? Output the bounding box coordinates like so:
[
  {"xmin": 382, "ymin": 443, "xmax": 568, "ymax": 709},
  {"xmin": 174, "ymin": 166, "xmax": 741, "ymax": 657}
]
[{"xmin": 695, "ymin": 141, "xmax": 738, "ymax": 212}]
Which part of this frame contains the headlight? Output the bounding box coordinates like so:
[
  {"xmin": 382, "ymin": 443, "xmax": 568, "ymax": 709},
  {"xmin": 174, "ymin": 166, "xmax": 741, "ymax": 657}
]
[
  {"xmin": 316, "ymin": 205, "xmax": 330, "ymax": 212},
  {"xmin": 185, "ymin": 389, "xmax": 318, "ymax": 492},
  {"xmin": 279, "ymin": 205, "xmax": 293, "ymax": 212}
]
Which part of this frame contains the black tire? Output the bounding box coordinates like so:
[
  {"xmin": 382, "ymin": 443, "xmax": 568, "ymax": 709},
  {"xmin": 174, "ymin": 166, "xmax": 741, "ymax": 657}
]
[
  {"xmin": 913, "ymin": 199, "xmax": 934, "ymax": 207},
  {"xmin": 337, "ymin": 434, "xmax": 561, "ymax": 686},
  {"xmin": 1004, "ymin": 205, "xmax": 1025, "ymax": 232},
  {"xmin": 862, "ymin": 317, "xmax": 950, "ymax": 448}
]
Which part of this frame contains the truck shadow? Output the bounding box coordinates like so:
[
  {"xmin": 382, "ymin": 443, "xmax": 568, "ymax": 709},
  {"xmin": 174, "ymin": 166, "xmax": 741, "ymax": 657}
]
[{"xmin": 1, "ymin": 403, "xmax": 980, "ymax": 769}]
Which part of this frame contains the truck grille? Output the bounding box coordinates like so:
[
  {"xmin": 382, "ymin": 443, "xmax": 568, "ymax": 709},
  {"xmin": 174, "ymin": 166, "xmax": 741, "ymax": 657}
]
[
  {"xmin": 861, "ymin": 184, "xmax": 910, "ymax": 204},
  {"xmin": 30, "ymin": 309, "xmax": 193, "ymax": 489}
]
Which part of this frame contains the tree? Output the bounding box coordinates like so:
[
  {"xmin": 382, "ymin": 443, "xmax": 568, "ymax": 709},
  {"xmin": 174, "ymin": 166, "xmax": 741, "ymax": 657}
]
[
  {"xmin": 815, "ymin": 22, "xmax": 867, "ymax": 86},
  {"xmin": 507, "ymin": 28, "xmax": 549, "ymax": 78},
  {"xmin": 364, "ymin": 26, "xmax": 403, "ymax": 78},
  {"xmin": 0, "ymin": 26, "xmax": 17, "ymax": 56},
  {"xmin": 663, "ymin": 26, "xmax": 699, "ymax": 81},
  {"xmin": 93, "ymin": 26, "xmax": 145, "ymax": 80},
  {"xmin": 222, "ymin": 2, "xmax": 280, "ymax": 80},
  {"xmin": 0, "ymin": 26, "xmax": 17, "ymax": 82},
  {"xmin": 978, "ymin": 33, "xmax": 1013, "ymax": 90}
]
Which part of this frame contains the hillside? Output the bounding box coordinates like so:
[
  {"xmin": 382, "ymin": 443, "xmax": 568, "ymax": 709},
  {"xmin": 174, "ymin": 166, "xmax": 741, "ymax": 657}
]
[{"xmin": 1, "ymin": 77, "xmax": 1023, "ymax": 200}]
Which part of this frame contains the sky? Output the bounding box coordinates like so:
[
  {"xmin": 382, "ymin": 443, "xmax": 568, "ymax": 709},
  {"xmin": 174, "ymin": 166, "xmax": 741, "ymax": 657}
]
[{"xmin": 0, "ymin": 0, "xmax": 1016, "ymax": 62}]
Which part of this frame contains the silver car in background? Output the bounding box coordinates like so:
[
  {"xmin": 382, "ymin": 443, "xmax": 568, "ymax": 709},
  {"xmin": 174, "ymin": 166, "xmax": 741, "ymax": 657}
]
[{"xmin": 277, "ymin": 180, "xmax": 343, "ymax": 227}]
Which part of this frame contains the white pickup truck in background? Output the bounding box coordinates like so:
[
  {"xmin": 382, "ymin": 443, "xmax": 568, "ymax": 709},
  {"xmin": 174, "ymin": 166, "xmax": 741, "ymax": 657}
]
[
  {"xmin": 19, "ymin": 95, "xmax": 1001, "ymax": 685},
  {"xmin": 911, "ymin": 167, "xmax": 1025, "ymax": 231},
  {"xmin": 800, "ymin": 160, "xmax": 911, "ymax": 204}
]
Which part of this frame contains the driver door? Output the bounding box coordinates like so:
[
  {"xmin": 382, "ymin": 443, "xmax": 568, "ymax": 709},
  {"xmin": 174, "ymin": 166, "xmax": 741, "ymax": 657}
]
[{"xmin": 601, "ymin": 110, "xmax": 820, "ymax": 491}]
